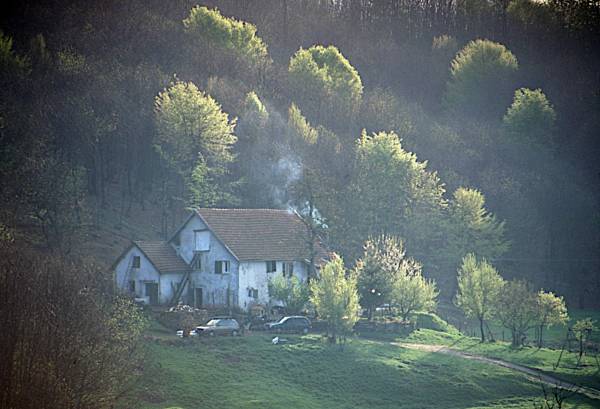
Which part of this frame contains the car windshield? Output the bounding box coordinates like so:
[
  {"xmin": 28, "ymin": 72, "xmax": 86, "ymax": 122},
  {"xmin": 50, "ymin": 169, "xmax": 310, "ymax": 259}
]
[
  {"xmin": 205, "ymin": 319, "xmax": 219, "ymax": 326},
  {"xmin": 278, "ymin": 317, "xmax": 289, "ymax": 324}
]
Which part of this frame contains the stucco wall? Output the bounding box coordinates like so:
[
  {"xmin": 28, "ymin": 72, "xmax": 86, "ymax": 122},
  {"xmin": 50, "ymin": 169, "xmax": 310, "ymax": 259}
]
[
  {"xmin": 159, "ymin": 273, "xmax": 185, "ymax": 305},
  {"xmin": 114, "ymin": 246, "xmax": 160, "ymax": 301},
  {"xmin": 173, "ymin": 214, "xmax": 239, "ymax": 307},
  {"xmin": 238, "ymin": 260, "xmax": 308, "ymax": 309}
]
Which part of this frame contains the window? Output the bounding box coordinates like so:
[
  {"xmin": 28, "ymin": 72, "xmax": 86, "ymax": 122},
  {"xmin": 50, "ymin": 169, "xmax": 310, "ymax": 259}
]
[
  {"xmin": 215, "ymin": 260, "xmax": 230, "ymax": 274},
  {"xmin": 248, "ymin": 288, "xmax": 258, "ymax": 299},
  {"xmin": 266, "ymin": 260, "xmax": 277, "ymax": 273},
  {"xmin": 128, "ymin": 280, "xmax": 135, "ymax": 293},
  {"xmin": 194, "ymin": 230, "xmax": 210, "ymax": 251},
  {"xmin": 282, "ymin": 262, "xmax": 294, "ymax": 277},
  {"xmin": 132, "ymin": 256, "xmax": 140, "ymax": 269}
]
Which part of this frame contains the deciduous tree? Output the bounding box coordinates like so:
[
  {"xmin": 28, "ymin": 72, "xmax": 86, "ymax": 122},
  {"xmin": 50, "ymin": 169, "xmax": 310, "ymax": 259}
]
[
  {"xmin": 444, "ymin": 39, "xmax": 518, "ymax": 121},
  {"xmin": 443, "ymin": 187, "xmax": 509, "ymax": 295},
  {"xmin": 455, "ymin": 253, "xmax": 505, "ymax": 342},
  {"xmin": 535, "ymin": 290, "xmax": 568, "ymax": 347},
  {"xmin": 288, "ymin": 45, "xmax": 362, "ymax": 131},
  {"xmin": 354, "ymin": 235, "xmax": 405, "ymax": 320},
  {"xmin": 310, "ymin": 254, "xmax": 360, "ymax": 344},
  {"xmin": 340, "ymin": 131, "xmax": 445, "ymax": 263},
  {"xmin": 268, "ymin": 275, "xmax": 309, "ymax": 314},
  {"xmin": 154, "ymin": 81, "xmax": 238, "ymax": 209},
  {"xmin": 494, "ymin": 279, "xmax": 539, "ymax": 347},
  {"xmin": 503, "ymin": 88, "xmax": 556, "ymax": 146},
  {"xmin": 183, "ymin": 6, "xmax": 270, "ymax": 84},
  {"xmin": 391, "ymin": 261, "xmax": 438, "ymax": 322}
]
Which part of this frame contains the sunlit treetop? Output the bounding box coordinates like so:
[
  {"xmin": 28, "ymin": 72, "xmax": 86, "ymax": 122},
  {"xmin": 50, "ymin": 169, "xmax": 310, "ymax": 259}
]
[
  {"xmin": 451, "ymin": 187, "xmax": 491, "ymax": 226},
  {"xmin": 288, "ymin": 103, "xmax": 318, "ymax": 145},
  {"xmin": 289, "ymin": 45, "xmax": 363, "ymax": 127},
  {"xmin": 432, "ymin": 34, "xmax": 458, "ymax": 53},
  {"xmin": 503, "ymin": 87, "xmax": 556, "ymax": 145},
  {"xmin": 244, "ymin": 91, "xmax": 268, "ymax": 118},
  {"xmin": 183, "ymin": 6, "xmax": 270, "ymax": 67},
  {"xmin": 154, "ymin": 81, "xmax": 237, "ymax": 174},
  {"xmin": 450, "ymin": 39, "xmax": 518, "ymax": 80},
  {"xmin": 242, "ymin": 91, "xmax": 269, "ymax": 127},
  {"xmin": 445, "ymin": 39, "xmax": 519, "ymax": 120},
  {"xmin": 447, "ymin": 187, "xmax": 509, "ymax": 260}
]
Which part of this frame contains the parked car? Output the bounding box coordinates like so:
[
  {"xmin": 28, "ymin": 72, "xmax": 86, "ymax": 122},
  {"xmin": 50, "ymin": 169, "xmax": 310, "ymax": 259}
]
[
  {"xmin": 195, "ymin": 318, "xmax": 240, "ymax": 337},
  {"xmin": 266, "ymin": 316, "xmax": 311, "ymax": 334}
]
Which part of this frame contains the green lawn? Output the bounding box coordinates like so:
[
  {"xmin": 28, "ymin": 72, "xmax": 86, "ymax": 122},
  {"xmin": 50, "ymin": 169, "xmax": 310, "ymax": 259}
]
[
  {"xmin": 120, "ymin": 327, "xmax": 599, "ymax": 409},
  {"xmin": 405, "ymin": 328, "xmax": 600, "ymax": 391},
  {"xmin": 446, "ymin": 308, "xmax": 600, "ymax": 348}
]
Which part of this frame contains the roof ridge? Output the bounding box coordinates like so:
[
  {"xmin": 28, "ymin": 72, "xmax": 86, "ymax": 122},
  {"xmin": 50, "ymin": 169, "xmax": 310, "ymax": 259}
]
[{"xmin": 195, "ymin": 207, "xmax": 294, "ymax": 213}]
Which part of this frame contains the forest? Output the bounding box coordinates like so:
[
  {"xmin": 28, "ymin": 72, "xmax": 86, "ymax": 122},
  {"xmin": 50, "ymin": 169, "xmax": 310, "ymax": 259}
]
[
  {"xmin": 1, "ymin": 1, "xmax": 600, "ymax": 408},
  {"xmin": 2, "ymin": 0, "xmax": 598, "ymax": 304}
]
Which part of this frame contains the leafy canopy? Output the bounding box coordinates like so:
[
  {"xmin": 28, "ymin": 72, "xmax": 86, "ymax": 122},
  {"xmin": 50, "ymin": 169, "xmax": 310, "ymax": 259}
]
[
  {"xmin": 390, "ymin": 256, "xmax": 438, "ymax": 321},
  {"xmin": 536, "ymin": 290, "xmax": 568, "ymax": 328},
  {"xmin": 535, "ymin": 289, "xmax": 568, "ymax": 346},
  {"xmin": 503, "ymin": 88, "xmax": 556, "ymax": 145},
  {"xmin": 154, "ymin": 80, "xmax": 236, "ymax": 175},
  {"xmin": 288, "ymin": 103, "xmax": 319, "ymax": 146},
  {"xmin": 310, "ymin": 254, "xmax": 360, "ymax": 343},
  {"xmin": 445, "ymin": 39, "xmax": 518, "ymax": 120},
  {"xmin": 243, "ymin": 91, "xmax": 269, "ymax": 127},
  {"xmin": 183, "ymin": 6, "xmax": 269, "ymax": 69},
  {"xmin": 445, "ymin": 187, "xmax": 509, "ymax": 264},
  {"xmin": 154, "ymin": 81, "xmax": 238, "ymax": 207},
  {"xmin": 341, "ymin": 131, "xmax": 445, "ymax": 261},
  {"xmin": 455, "ymin": 253, "xmax": 505, "ymax": 341},
  {"xmin": 289, "ymin": 45, "xmax": 363, "ymax": 128},
  {"xmin": 354, "ymin": 235, "xmax": 406, "ymax": 317},
  {"xmin": 494, "ymin": 279, "xmax": 539, "ymax": 347},
  {"xmin": 268, "ymin": 275, "xmax": 310, "ymax": 315}
]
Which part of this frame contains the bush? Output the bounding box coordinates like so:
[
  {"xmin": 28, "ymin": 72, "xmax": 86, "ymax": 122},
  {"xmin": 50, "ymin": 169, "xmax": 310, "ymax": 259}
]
[{"xmin": 414, "ymin": 312, "xmax": 459, "ymax": 334}]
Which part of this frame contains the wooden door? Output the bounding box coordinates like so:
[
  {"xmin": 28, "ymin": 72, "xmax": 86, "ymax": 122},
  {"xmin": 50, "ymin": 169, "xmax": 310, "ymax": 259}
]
[
  {"xmin": 145, "ymin": 283, "xmax": 159, "ymax": 305},
  {"xmin": 194, "ymin": 288, "xmax": 203, "ymax": 308}
]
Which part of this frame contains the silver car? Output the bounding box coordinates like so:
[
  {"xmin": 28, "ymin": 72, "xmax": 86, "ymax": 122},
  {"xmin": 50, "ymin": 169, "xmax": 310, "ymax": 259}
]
[{"xmin": 194, "ymin": 318, "xmax": 240, "ymax": 337}]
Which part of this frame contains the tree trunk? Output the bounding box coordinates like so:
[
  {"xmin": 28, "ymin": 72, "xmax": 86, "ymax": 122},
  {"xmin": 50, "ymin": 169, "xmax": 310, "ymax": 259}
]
[
  {"xmin": 539, "ymin": 324, "xmax": 544, "ymax": 348},
  {"xmin": 479, "ymin": 317, "xmax": 485, "ymax": 342}
]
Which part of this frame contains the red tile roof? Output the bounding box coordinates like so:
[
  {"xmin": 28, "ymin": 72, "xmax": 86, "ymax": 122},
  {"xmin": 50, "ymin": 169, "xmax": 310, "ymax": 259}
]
[
  {"xmin": 195, "ymin": 208, "xmax": 329, "ymax": 264},
  {"xmin": 134, "ymin": 241, "xmax": 190, "ymax": 273}
]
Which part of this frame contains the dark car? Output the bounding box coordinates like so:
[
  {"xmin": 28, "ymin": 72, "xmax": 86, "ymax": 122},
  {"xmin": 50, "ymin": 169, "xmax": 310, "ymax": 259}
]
[{"xmin": 266, "ymin": 316, "xmax": 311, "ymax": 334}]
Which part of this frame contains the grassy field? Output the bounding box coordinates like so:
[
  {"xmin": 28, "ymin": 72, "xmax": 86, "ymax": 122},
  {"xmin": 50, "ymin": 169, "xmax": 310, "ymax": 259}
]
[
  {"xmin": 405, "ymin": 328, "xmax": 600, "ymax": 391},
  {"xmin": 440, "ymin": 307, "xmax": 600, "ymax": 348},
  {"xmin": 120, "ymin": 321, "xmax": 599, "ymax": 409}
]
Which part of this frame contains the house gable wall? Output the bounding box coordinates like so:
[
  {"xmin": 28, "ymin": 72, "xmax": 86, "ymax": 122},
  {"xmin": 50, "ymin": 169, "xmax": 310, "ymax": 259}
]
[
  {"xmin": 114, "ymin": 246, "xmax": 160, "ymax": 302},
  {"xmin": 173, "ymin": 214, "xmax": 239, "ymax": 307}
]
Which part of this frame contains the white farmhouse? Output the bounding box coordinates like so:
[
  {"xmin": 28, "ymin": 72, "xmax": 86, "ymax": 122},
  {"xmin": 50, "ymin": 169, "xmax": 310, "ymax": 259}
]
[{"xmin": 113, "ymin": 208, "xmax": 328, "ymax": 310}]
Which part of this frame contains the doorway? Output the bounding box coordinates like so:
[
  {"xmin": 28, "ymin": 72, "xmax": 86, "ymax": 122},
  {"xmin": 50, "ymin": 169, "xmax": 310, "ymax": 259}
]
[
  {"xmin": 145, "ymin": 282, "xmax": 159, "ymax": 305},
  {"xmin": 194, "ymin": 287, "xmax": 203, "ymax": 308}
]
